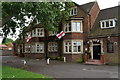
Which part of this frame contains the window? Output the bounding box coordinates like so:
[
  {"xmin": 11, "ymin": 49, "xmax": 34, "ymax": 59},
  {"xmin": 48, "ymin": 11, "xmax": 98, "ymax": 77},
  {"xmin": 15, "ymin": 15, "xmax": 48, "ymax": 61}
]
[
  {"xmin": 36, "ymin": 28, "xmax": 44, "ymax": 37},
  {"xmin": 64, "ymin": 41, "xmax": 71, "ymax": 53},
  {"xmin": 101, "ymin": 22, "xmax": 105, "ymax": 28},
  {"xmin": 32, "ymin": 28, "xmax": 44, "ymax": 37},
  {"xmin": 72, "ymin": 22, "xmax": 81, "ymax": 32},
  {"xmin": 31, "ymin": 44, "xmax": 35, "ymax": 53},
  {"xmin": 73, "ymin": 41, "xmax": 81, "ymax": 52},
  {"xmin": 70, "ymin": 8, "xmax": 77, "ymax": 16},
  {"xmin": 100, "ymin": 18, "xmax": 117, "ymax": 28},
  {"xmin": 64, "ymin": 23, "xmax": 71, "ymax": 32},
  {"xmin": 64, "ymin": 40, "xmax": 82, "ymax": 53},
  {"xmin": 36, "ymin": 43, "xmax": 44, "ymax": 53},
  {"xmin": 48, "ymin": 42, "xmax": 58, "ymax": 52},
  {"xmin": 25, "ymin": 44, "xmax": 30, "ymax": 53},
  {"xmin": 32, "ymin": 29, "xmax": 36, "ymax": 37},
  {"xmin": 64, "ymin": 21, "xmax": 82, "ymax": 33},
  {"xmin": 107, "ymin": 42, "xmax": 114, "ymax": 53}
]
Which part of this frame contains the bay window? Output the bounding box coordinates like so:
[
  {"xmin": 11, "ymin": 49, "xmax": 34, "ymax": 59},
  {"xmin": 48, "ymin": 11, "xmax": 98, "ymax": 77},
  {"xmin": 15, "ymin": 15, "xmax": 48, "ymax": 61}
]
[
  {"xmin": 64, "ymin": 21, "xmax": 83, "ymax": 33},
  {"xmin": 73, "ymin": 41, "xmax": 81, "ymax": 52},
  {"xmin": 72, "ymin": 22, "xmax": 81, "ymax": 32},
  {"xmin": 64, "ymin": 40, "xmax": 83, "ymax": 54},
  {"xmin": 64, "ymin": 41, "xmax": 71, "ymax": 53},
  {"xmin": 64, "ymin": 23, "xmax": 71, "ymax": 32}
]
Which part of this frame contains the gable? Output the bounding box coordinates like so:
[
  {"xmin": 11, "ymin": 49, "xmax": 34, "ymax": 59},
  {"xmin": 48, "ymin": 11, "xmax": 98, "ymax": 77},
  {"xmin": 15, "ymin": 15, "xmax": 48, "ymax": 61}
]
[{"xmin": 88, "ymin": 6, "xmax": 119, "ymax": 38}]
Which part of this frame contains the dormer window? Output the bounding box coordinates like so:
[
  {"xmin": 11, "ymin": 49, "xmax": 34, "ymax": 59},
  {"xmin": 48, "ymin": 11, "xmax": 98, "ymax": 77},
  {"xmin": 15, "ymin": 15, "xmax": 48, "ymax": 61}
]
[
  {"xmin": 70, "ymin": 7, "xmax": 77, "ymax": 16},
  {"xmin": 100, "ymin": 18, "xmax": 117, "ymax": 29},
  {"xmin": 32, "ymin": 28, "xmax": 44, "ymax": 37},
  {"xmin": 36, "ymin": 28, "xmax": 44, "ymax": 37}
]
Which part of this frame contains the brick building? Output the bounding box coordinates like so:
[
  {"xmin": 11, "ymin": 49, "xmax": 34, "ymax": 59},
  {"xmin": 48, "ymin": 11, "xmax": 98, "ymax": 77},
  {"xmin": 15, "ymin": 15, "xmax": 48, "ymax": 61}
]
[{"xmin": 14, "ymin": 1, "xmax": 119, "ymax": 64}]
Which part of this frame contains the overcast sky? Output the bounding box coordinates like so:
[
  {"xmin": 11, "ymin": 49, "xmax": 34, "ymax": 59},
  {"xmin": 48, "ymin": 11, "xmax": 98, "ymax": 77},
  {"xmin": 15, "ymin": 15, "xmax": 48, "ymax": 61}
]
[
  {"xmin": 0, "ymin": 0, "xmax": 119, "ymax": 43},
  {"xmin": 73, "ymin": 0, "xmax": 119, "ymax": 9}
]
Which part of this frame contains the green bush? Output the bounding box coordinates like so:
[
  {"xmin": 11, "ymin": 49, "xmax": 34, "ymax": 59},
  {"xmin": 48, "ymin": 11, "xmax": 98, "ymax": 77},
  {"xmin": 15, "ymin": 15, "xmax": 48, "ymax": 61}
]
[
  {"xmin": 76, "ymin": 58, "xmax": 83, "ymax": 63},
  {"xmin": 49, "ymin": 56, "xmax": 58, "ymax": 60},
  {"xmin": 58, "ymin": 57, "xmax": 64, "ymax": 61}
]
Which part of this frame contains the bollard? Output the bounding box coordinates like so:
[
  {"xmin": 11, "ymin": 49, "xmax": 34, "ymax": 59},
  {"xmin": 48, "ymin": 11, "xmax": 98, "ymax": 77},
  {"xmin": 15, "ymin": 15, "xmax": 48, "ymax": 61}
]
[
  {"xmin": 47, "ymin": 58, "xmax": 50, "ymax": 65},
  {"xmin": 22, "ymin": 60, "xmax": 27, "ymax": 66},
  {"xmin": 64, "ymin": 57, "xmax": 66, "ymax": 62}
]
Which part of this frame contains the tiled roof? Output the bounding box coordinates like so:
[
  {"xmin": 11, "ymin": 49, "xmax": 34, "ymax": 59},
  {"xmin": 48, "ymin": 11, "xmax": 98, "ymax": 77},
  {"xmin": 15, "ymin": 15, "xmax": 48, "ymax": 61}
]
[
  {"xmin": 88, "ymin": 6, "xmax": 119, "ymax": 38},
  {"xmin": 79, "ymin": 2, "xmax": 95, "ymax": 13},
  {"xmin": 0, "ymin": 44, "xmax": 7, "ymax": 48}
]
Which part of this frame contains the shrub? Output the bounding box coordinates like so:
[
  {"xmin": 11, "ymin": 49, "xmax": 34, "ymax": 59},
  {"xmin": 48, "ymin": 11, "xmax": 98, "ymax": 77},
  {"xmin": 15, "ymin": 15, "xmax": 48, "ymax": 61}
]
[{"xmin": 76, "ymin": 58, "xmax": 84, "ymax": 63}]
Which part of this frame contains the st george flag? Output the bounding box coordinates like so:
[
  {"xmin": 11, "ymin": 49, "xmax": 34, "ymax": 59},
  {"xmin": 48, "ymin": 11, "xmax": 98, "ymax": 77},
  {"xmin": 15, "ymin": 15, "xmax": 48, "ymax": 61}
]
[
  {"xmin": 56, "ymin": 31, "xmax": 65, "ymax": 39},
  {"xmin": 26, "ymin": 35, "xmax": 31, "ymax": 42}
]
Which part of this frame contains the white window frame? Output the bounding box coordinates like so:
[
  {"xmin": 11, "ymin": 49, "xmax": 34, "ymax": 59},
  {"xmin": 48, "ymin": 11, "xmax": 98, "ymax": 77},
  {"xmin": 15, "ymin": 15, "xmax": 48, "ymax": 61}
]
[
  {"xmin": 36, "ymin": 28, "xmax": 44, "ymax": 37},
  {"xmin": 32, "ymin": 29, "xmax": 36, "ymax": 37},
  {"xmin": 48, "ymin": 42, "xmax": 58, "ymax": 52},
  {"xmin": 31, "ymin": 43, "xmax": 35, "ymax": 53},
  {"xmin": 72, "ymin": 41, "xmax": 81, "ymax": 53},
  {"xmin": 100, "ymin": 18, "xmax": 116, "ymax": 29},
  {"xmin": 35, "ymin": 42, "xmax": 44, "ymax": 53},
  {"xmin": 64, "ymin": 41, "xmax": 72, "ymax": 53},
  {"xmin": 70, "ymin": 7, "xmax": 77, "ymax": 16},
  {"xmin": 63, "ymin": 40, "xmax": 83, "ymax": 54},
  {"xmin": 32, "ymin": 28, "xmax": 44, "ymax": 37},
  {"xmin": 24, "ymin": 44, "xmax": 31, "ymax": 53},
  {"xmin": 72, "ymin": 22, "xmax": 81, "ymax": 32},
  {"xmin": 64, "ymin": 23, "xmax": 71, "ymax": 32},
  {"xmin": 64, "ymin": 20, "xmax": 83, "ymax": 33}
]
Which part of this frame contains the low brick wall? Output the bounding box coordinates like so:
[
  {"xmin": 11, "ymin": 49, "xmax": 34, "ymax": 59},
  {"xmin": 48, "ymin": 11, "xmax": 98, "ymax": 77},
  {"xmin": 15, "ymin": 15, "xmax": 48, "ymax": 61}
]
[
  {"xmin": 1, "ymin": 49, "xmax": 13, "ymax": 56},
  {"xmin": 24, "ymin": 53, "xmax": 44, "ymax": 59},
  {"xmin": 105, "ymin": 53, "xmax": 118, "ymax": 64},
  {"xmin": 64, "ymin": 54, "xmax": 83, "ymax": 62},
  {"xmin": 48, "ymin": 52, "xmax": 59, "ymax": 58}
]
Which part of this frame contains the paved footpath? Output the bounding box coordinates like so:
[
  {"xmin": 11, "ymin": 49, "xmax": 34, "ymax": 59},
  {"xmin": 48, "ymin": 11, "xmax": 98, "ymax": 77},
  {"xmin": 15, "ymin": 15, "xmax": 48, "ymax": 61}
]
[{"xmin": 1, "ymin": 56, "xmax": 119, "ymax": 78}]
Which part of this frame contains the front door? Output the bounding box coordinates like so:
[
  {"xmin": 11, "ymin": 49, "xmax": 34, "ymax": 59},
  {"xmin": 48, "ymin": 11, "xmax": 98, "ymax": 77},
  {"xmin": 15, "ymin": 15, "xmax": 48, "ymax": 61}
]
[{"xmin": 93, "ymin": 45, "xmax": 101, "ymax": 60}]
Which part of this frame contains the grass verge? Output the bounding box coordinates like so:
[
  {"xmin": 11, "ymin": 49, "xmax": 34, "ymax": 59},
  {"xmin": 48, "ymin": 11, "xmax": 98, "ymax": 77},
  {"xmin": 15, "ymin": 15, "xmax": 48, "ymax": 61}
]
[{"xmin": 2, "ymin": 66, "xmax": 52, "ymax": 79}]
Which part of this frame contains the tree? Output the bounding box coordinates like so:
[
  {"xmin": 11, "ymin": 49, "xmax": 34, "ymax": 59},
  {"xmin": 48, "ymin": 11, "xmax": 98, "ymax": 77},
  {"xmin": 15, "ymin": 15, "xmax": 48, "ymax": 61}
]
[
  {"xmin": 2, "ymin": 2, "xmax": 74, "ymax": 39},
  {"xmin": 2, "ymin": 38, "xmax": 14, "ymax": 45}
]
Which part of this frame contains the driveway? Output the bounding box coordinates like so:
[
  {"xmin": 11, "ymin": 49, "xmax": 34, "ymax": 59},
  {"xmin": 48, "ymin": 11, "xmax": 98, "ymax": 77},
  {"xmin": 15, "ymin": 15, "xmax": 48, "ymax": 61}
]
[{"xmin": 2, "ymin": 56, "xmax": 119, "ymax": 78}]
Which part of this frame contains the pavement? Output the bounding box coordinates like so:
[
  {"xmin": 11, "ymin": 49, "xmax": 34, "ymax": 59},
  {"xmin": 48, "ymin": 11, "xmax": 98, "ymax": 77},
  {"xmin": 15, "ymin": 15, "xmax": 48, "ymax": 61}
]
[{"xmin": 1, "ymin": 56, "xmax": 119, "ymax": 78}]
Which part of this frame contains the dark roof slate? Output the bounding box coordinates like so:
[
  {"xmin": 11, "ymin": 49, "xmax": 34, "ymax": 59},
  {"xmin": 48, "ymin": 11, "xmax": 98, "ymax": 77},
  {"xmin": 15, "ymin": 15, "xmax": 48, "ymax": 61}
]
[
  {"xmin": 88, "ymin": 6, "xmax": 119, "ymax": 38},
  {"xmin": 79, "ymin": 2, "xmax": 95, "ymax": 13}
]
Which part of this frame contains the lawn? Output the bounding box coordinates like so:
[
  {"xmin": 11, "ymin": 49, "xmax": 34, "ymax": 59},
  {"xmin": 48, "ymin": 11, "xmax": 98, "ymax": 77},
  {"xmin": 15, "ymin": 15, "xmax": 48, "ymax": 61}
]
[{"xmin": 2, "ymin": 66, "xmax": 52, "ymax": 79}]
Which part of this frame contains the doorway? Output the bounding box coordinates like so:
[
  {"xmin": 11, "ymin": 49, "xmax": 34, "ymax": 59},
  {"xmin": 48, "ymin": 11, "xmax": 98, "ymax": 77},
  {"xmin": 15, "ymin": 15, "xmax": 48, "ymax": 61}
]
[{"xmin": 93, "ymin": 45, "xmax": 101, "ymax": 60}]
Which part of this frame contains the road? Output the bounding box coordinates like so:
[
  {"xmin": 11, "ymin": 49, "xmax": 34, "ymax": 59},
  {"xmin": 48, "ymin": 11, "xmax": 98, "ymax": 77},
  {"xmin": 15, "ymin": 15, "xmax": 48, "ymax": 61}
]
[{"xmin": 1, "ymin": 56, "xmax": 119, "ymax": 79}]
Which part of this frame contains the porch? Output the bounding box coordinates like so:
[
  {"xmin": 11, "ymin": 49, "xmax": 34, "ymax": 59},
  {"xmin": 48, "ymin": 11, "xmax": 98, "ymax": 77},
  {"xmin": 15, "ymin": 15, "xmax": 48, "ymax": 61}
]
[{"xmin": 84, "ymin": 53, "xmax": 106, "ymax": 65}]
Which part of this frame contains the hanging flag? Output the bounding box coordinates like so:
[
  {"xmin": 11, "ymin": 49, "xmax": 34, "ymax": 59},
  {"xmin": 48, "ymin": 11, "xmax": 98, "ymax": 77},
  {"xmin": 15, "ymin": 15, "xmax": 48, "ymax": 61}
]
[
  {"xmin": 26, "ymin": 35, "xmax": 31, "ymax": 42},
  {"xmin": 56, "ymin": 31, "xmax": 65, "ymax": 39}
]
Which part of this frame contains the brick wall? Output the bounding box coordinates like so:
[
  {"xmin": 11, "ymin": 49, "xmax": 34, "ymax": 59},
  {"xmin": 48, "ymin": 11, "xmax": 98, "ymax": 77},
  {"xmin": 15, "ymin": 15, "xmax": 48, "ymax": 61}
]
[{"xmin": 24, "ymin": 53, "xmax": 44, "ymax": 59}]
